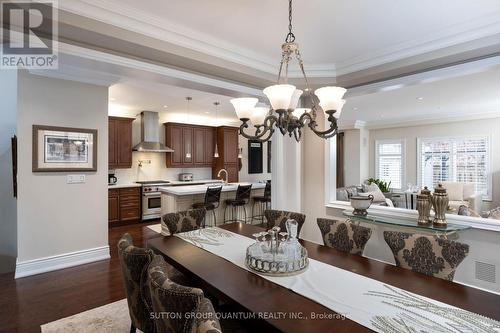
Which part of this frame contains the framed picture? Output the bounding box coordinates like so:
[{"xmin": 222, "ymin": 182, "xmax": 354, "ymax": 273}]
[
  {"xmin": 32, "ymin": 125, "xmax": 97, "ymax": 172},
  {"xmin": 248, "ymin": 140, "xmax": 263, "ymax": 174}
]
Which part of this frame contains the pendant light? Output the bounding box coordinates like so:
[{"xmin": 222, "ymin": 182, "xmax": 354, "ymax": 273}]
[
  {"xmin": 185, "ymin": 97, "xmax": 192, "ymax": 159},
  {"xmin": 213, "ymin": 101, "xmax": 220, "ymax": 158}
]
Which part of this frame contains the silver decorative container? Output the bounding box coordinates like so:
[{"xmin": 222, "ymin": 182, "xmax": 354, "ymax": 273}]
[
  {"xmin": 431, "ymin": 183, "xmax": 449, "ymax": 227},
  {"xmin": 350, "ymin": 194, "xmax": 374, "ymax": 216},
  {"xmin": 416, "ymin": 186, "xmax": 432, "ymax": 225},
  {"xmin": 245, "ymin": 220, "xmax": 309, "ymax": 276}
]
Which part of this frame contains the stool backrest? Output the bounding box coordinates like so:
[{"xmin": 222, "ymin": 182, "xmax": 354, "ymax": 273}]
[
  {"xmin": 264, "ymin": 181, "xmax": 271, "ymax": 198},
  {"xmin": 205, "ymin": 186, "xmax": 223, "ymax": 205},
  {"xmin": 235, "ymin": 184, "xmax": 252, "ymax": 201}
]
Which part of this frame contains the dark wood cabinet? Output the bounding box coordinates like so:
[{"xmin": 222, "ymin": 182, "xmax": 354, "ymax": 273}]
[
  {"xmin": 165, "ymin": 123, "xmax": 215, "ymax": 168},
  {"xmin": 108, "ymin": 187, "xmax": 141, "ymax": 226},
  {"xmin": 109, "ymin": 117, "xmax": 134, "ymax": 169},
  {"xmin": 213, "ymin": 126, "xmax": 240, "ymax": 183}
]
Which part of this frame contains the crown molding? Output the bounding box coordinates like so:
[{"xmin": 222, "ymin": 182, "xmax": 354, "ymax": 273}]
[
  {"xmin": 58, "ymin": 0, "xmax": 500, "ymax": 80},
  {"xmin": 338, "ymin": 120, "xmax": 366, "ymax": 130}
]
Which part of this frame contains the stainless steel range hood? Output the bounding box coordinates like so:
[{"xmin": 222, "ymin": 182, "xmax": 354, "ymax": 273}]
[{"xmin": 132, "ymin": 111, "xmax": 174, "ymax": 153}]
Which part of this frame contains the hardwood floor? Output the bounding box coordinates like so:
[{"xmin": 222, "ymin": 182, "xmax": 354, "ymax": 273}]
[{"xmin": 0, "ymin": 221, "xmax": 161, "ymax": 333}]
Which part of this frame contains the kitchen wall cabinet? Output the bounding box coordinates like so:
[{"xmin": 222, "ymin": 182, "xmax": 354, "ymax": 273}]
[
  {"xmin": 108, "ymin": 187, "xmax": 141, "ymax": 226},
  {"xmin": 213, "ymin": 126, "xmax": 239, "ymax": 183},
  {"xmin": 109, "ymin": 116, "xmax": 134, "ymax": 169},
  {"xmin": 164, "ymin": 123, "xmax": 215, "ymax": 168}
]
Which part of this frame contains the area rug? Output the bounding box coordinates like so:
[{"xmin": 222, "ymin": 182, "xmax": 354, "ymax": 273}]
[
  {"xmin": 146, "ymin": 223, "xmax": 162, "ymax": 234},
  {"xmin": 40, "ymin": 299, "xmax": 141, "ymax": 333}
]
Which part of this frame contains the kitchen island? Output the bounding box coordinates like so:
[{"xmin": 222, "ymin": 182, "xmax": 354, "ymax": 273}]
[{"xmin": 160, "ymin": 183, "xmax": 266, "ymax": 235}]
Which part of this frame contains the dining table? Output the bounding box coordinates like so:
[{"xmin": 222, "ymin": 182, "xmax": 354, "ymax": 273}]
[{"xmin": 147, "ymin": 222, "xmax": 500, "ymax": 332}]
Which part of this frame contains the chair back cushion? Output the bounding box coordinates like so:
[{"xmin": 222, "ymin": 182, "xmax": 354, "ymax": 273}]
[
  {"xmin": 147, "ymin": 255, "xmax": 221, "ymax": 333},
  {"xmin": 117, "ymin": 233, "xmax": 155, "ymax": 333},
  {"xmin": 264, "ymin": 210, "xmax": 306, "ymax": 236},
  {"xmin": 317, "ymin": 218, "xmax": 372, "ymax": 255},
  {"xmin": 383, "ymin": 231, "xmax": 469, "ymax": 281},
  {"xmin": 162, "ymin": 208, "xmax": 206, "ymax": 235},
  {"xmin": 205, "ymin": 186, "xmax": 223, "ymax": 205},
  {"xmin": 235, "ymin": 184, "xmax": 252, "ymax": 201},
  {"xmin": 441, "ymin": 181, "xmax": 464, "ymax": 201}
]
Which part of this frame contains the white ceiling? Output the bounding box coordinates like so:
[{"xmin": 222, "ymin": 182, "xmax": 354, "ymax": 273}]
[
  {"xmin": 63, "ymin": 0, "xmax": 500, "ymax": 76},
  {"xmin": 108, "ymin": 80, "xmax": 241, "ymax": 125},
  {"xmin": 342, "ymin": 63, "xmax": 500, "ymax": 127}
]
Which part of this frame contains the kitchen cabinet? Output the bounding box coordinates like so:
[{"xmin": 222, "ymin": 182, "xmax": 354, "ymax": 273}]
[
  {"xmin": 108, "ymin": 187, "xmax": 141, "ymax": 226},
  {"xmin": 213, "ymin": 126, "xmax": 239, "ymax": 183},
  {"xmin": 109, "ymin": 116, "xmax": 134, "ymax": 169},
  {"xmin": 164, "ymin": 123, "xmax": 215, "ymax": 168}
]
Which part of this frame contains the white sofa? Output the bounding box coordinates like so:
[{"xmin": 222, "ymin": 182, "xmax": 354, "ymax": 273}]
[{"xmin": 441, "ymin": 181, "xmax": 482, "ymax": 213}]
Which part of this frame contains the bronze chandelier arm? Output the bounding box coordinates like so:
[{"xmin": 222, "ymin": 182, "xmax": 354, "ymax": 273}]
[
  {"xmin": 305, "ymin": 111, "xmax": 339, "ymax": 139},
  {"xmin": 239, "ymin": 114, "xmax": 278, "ymax": 141}
]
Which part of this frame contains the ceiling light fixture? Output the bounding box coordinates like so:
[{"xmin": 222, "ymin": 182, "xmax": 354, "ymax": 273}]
[
  {"xmin": 213, "ymin": 101, "xmax": 220, "ymax": 158},
  {"xmin": 230, "ymin": 0, "xmax": 346, "ymax": 142},
  {"xmin": 417, "ymin": 97, "xmax": 424, "ymax": 101}
]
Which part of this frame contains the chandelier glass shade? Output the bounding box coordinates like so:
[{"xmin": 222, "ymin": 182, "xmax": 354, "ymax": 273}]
[{"xmin": 230, "ymin": 0, "xmax": 346, "ymax": 142}]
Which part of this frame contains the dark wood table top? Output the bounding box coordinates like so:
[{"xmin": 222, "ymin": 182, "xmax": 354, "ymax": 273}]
[{"xmin": 148, "ymin": 223, "xmax": 500, "ymax": 333}]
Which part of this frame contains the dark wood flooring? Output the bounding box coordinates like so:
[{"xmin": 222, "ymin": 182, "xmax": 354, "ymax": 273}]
[{"xmin": 0, "ymin": 221, "xmax": 162, "ymax": 333}]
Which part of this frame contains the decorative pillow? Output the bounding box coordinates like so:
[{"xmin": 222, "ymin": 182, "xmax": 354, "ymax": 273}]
[
  {"xmin": 457, "ymin": 205, "xmax": 480, "ymax": 217},
  {"xmin": 441, "ymin": 181, "xmax": 464, "ymax": 201},
  {"xmin": 485, "ymin": 207, "xmax": 500, "ymax": 220},
  {"xmin": 362, "ymin": 183, "xmax": 379, "ymax": 193},
  {"xmin": 317, "ymin": 218, "xmax": 372, "ymax": 255},
  {"xmin": 359, "ymin": 189, "xmax": 386, "ymax": 203},
  {"xmin": 383, "ymin": 231, "xmax": 469, "ymax": 281}
]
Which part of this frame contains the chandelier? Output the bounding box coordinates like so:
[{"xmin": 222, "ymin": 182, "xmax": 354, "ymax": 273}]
[{"xmin": 230, "ymin": 0, "xmax": 346, "ymax": 142}]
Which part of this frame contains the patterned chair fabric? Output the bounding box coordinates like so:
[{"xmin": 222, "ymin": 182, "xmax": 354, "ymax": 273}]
[
  {"xmin": 117, "ymin": 233, "xmax": 156, "ymax": 333},
  {"xmin": 264, "ymin": 210, "xmax": 306, "ymax": 236},
  {"xmin": 316, "ymin": 218, "xmax": 372, "ymax": 255},
  {"xmin": 383, "ymin": 231, "xmax": 469, "ymax": 281},
  {"xmin": 147, "ymin": 255, "xmax": 222, "ymax": 333},
  {"xmin": 162, "ymin": 208, "xmax": 206, "ymax": 235}
]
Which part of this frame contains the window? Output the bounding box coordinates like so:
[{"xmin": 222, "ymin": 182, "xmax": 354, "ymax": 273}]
[
  {"xmin": 418, "ymin": 136, "xmax": 490, "ymax": 199},
  {"xmin": 375, "ymin": 140, "xmax": 405, "ymax": 190}
]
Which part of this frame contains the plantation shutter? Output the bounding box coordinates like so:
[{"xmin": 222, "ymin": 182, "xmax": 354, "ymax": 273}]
[{"xmin": 376, "ymin": 140, "xmax": 404, "ymax": 190}]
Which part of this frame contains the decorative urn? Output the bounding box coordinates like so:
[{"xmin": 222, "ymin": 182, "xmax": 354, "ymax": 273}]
[
  {"xmin": 350, "ymin": 195, "xmax": 374, "ymax": 216},
  {"xmin": 431, "ymin": 183, "xmax": 449, "ymax": 227},
  {"xmin": 416, "ymin": 186, "xmax": 432, "ymax": 225}
]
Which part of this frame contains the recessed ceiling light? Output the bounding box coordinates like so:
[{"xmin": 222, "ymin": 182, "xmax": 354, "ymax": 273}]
[
  {"xmin": 417, "ymin": 97, "xmax": 424, "ymax": 101},
  {"xmin": 205, "ymin": 111, "xmax": 210, "ymax": 114},
  {"xmin": 163, "ymin": 105, "xmax": 168, "ymax": 108},
  {"xmin": 109, "ymin": 98, "xmax": 116, "ymax": 101},
  {"xmin": 353, "ymin": 107, "xmax": 358, "ymax": 111}
]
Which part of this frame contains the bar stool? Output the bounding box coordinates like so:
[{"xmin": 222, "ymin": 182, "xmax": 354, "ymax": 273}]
[
  {"xmin": 224, "ymin": 184, "xmax": 252, "ymax": 224},
  {"xmin": 192, "ymin": 186, "xmax": 223, "ymax": 227},
  {"xmin": 251, "ymin": 181, "xmax": 271, "ymax": 225}
]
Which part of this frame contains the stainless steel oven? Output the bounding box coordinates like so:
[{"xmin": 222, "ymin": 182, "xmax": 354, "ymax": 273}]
[{"xmin": 136, "ymin": 181, "xmax": 170, "ymax": 220}]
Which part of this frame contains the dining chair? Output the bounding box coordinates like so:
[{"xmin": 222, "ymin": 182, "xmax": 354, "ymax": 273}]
[
  {"xmin": 147, "ymin": 255, "xmax": 222, "ymax": 333},
  {"xmin": 224, "ymin": 184, "xmax": 252, "ymax": 224},
  {"xmin": 117, "ymin": 233, "xmax": 156, "ymax": 333},
  {"xmin": 192, "ymin": 186, "xmax": 223, "ymax": 227},
  {"xmin": 162, "ymin": 208, "xmax": 206, "ymax": 235},
  {"xmin": 316, "ymin": 218, "xmax": 372, "ymax": 255},
  {"xmin": 251, "ymin": 181, "xmax": 271, "ymax": 225},
  {"xmin": 264, "ymin": 210, "xmax": 306, "ymax": 236},
  {"xmin": 383, "ymin": 231, "xmax": 469, "ymax": 281}
]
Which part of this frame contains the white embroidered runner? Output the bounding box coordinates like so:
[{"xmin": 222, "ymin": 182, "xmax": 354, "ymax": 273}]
[{"xmin": 176, "ymin": 228, "xmax": 500, "ymax": 333}]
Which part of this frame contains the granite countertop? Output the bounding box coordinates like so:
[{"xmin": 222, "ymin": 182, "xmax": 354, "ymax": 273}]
[
  {"xmin": 167, "ymin": 179, "xmax": 224, "ymax": 186},
  {"xmin": 160, "ymin": 182, "xmax": 266, "ymax": 196},
  {"xmin": 108, "ymin": 183, "xmax": 142, "ymax": 189}
]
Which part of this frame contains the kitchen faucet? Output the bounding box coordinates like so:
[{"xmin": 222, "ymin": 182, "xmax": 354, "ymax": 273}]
[{"xmin": 217, "ymin": 168, "xmax": 228, "ymax": 184}]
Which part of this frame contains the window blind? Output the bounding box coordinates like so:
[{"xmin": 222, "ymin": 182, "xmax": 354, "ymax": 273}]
[
  {"xmin": 418, "ymin": 136, "xmax": 490, "ymax": 199},
  {"xmin": 376, "ymin": 140, "xmax": 404, "ymax": 190}
]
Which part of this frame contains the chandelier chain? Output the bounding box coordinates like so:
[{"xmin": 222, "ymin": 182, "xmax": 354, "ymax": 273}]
[{"xmin": 285, "ymin": 0, "xmax": 295, "ymax": 43}]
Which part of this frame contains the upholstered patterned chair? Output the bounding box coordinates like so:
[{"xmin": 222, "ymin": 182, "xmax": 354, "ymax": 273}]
[
  {"xmin": 147, "ymin": 255, "xmax": 222, "ymax": 333},
  {"xmin": 117, "ymin": 233, "xmax": 156, "ymax": 333},
  {"xmin": 316, "ymin": 218, "xmax": 372, "ymax": 255},
  {"xmin": 162, "ymin": 208, "xmax": 206, "ymax": 235},
  {"xmin": 264, "ymin": 210, "xmax": 306, "ymax": 236},
  {"xmin": 383, "ymin": 231, "xmax": 469, "ymax": 281}
]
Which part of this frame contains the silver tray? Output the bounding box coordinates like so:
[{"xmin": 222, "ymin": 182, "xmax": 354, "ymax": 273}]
[{"xmin": 245, "ymin": 245, "xmax": 309, "ymax": 276}]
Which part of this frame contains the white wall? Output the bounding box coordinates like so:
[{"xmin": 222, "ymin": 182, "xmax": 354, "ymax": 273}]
[
  {"xmin": 239, "ymin": 136, "xmax": 271, "ymax": 183},
  {"xmin": 16, "ymin": 72, "xmax": 109, "ymax": 266},
  {"xmin": 342, "ymin": 127, "xmax": 370, "ymax": 187},
  {"xmin": 368, "ymin": 118, "xmax": 500, "ymax": 208},
  {"xmin": 0, "ymin": 70, "xmax": 18, "ymax": 273}
]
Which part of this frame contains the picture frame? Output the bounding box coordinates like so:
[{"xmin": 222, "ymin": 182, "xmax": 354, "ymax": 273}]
[{"xmin": 32, "ymin": 125, "xmax": 98, "ymax": 172}]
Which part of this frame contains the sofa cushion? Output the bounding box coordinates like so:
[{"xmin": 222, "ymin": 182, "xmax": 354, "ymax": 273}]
[
  {"xmin": 463, "ymin": 183, "xmax": 475, "ymax": 199},
  {"xmin": 442, "ymin": 181, "xmax": 464, "ymax": 201}
]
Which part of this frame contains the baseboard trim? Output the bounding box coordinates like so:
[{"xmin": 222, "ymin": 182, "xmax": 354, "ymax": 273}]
[{"xmin": 15, "ymin": 246, "xmax": 110, "ymax": 279}]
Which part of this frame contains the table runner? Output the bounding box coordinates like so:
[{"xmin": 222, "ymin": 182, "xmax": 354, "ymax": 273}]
[{"xmin": 175, "ymin": 228, "xmax": 500, "ymax": 333}]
